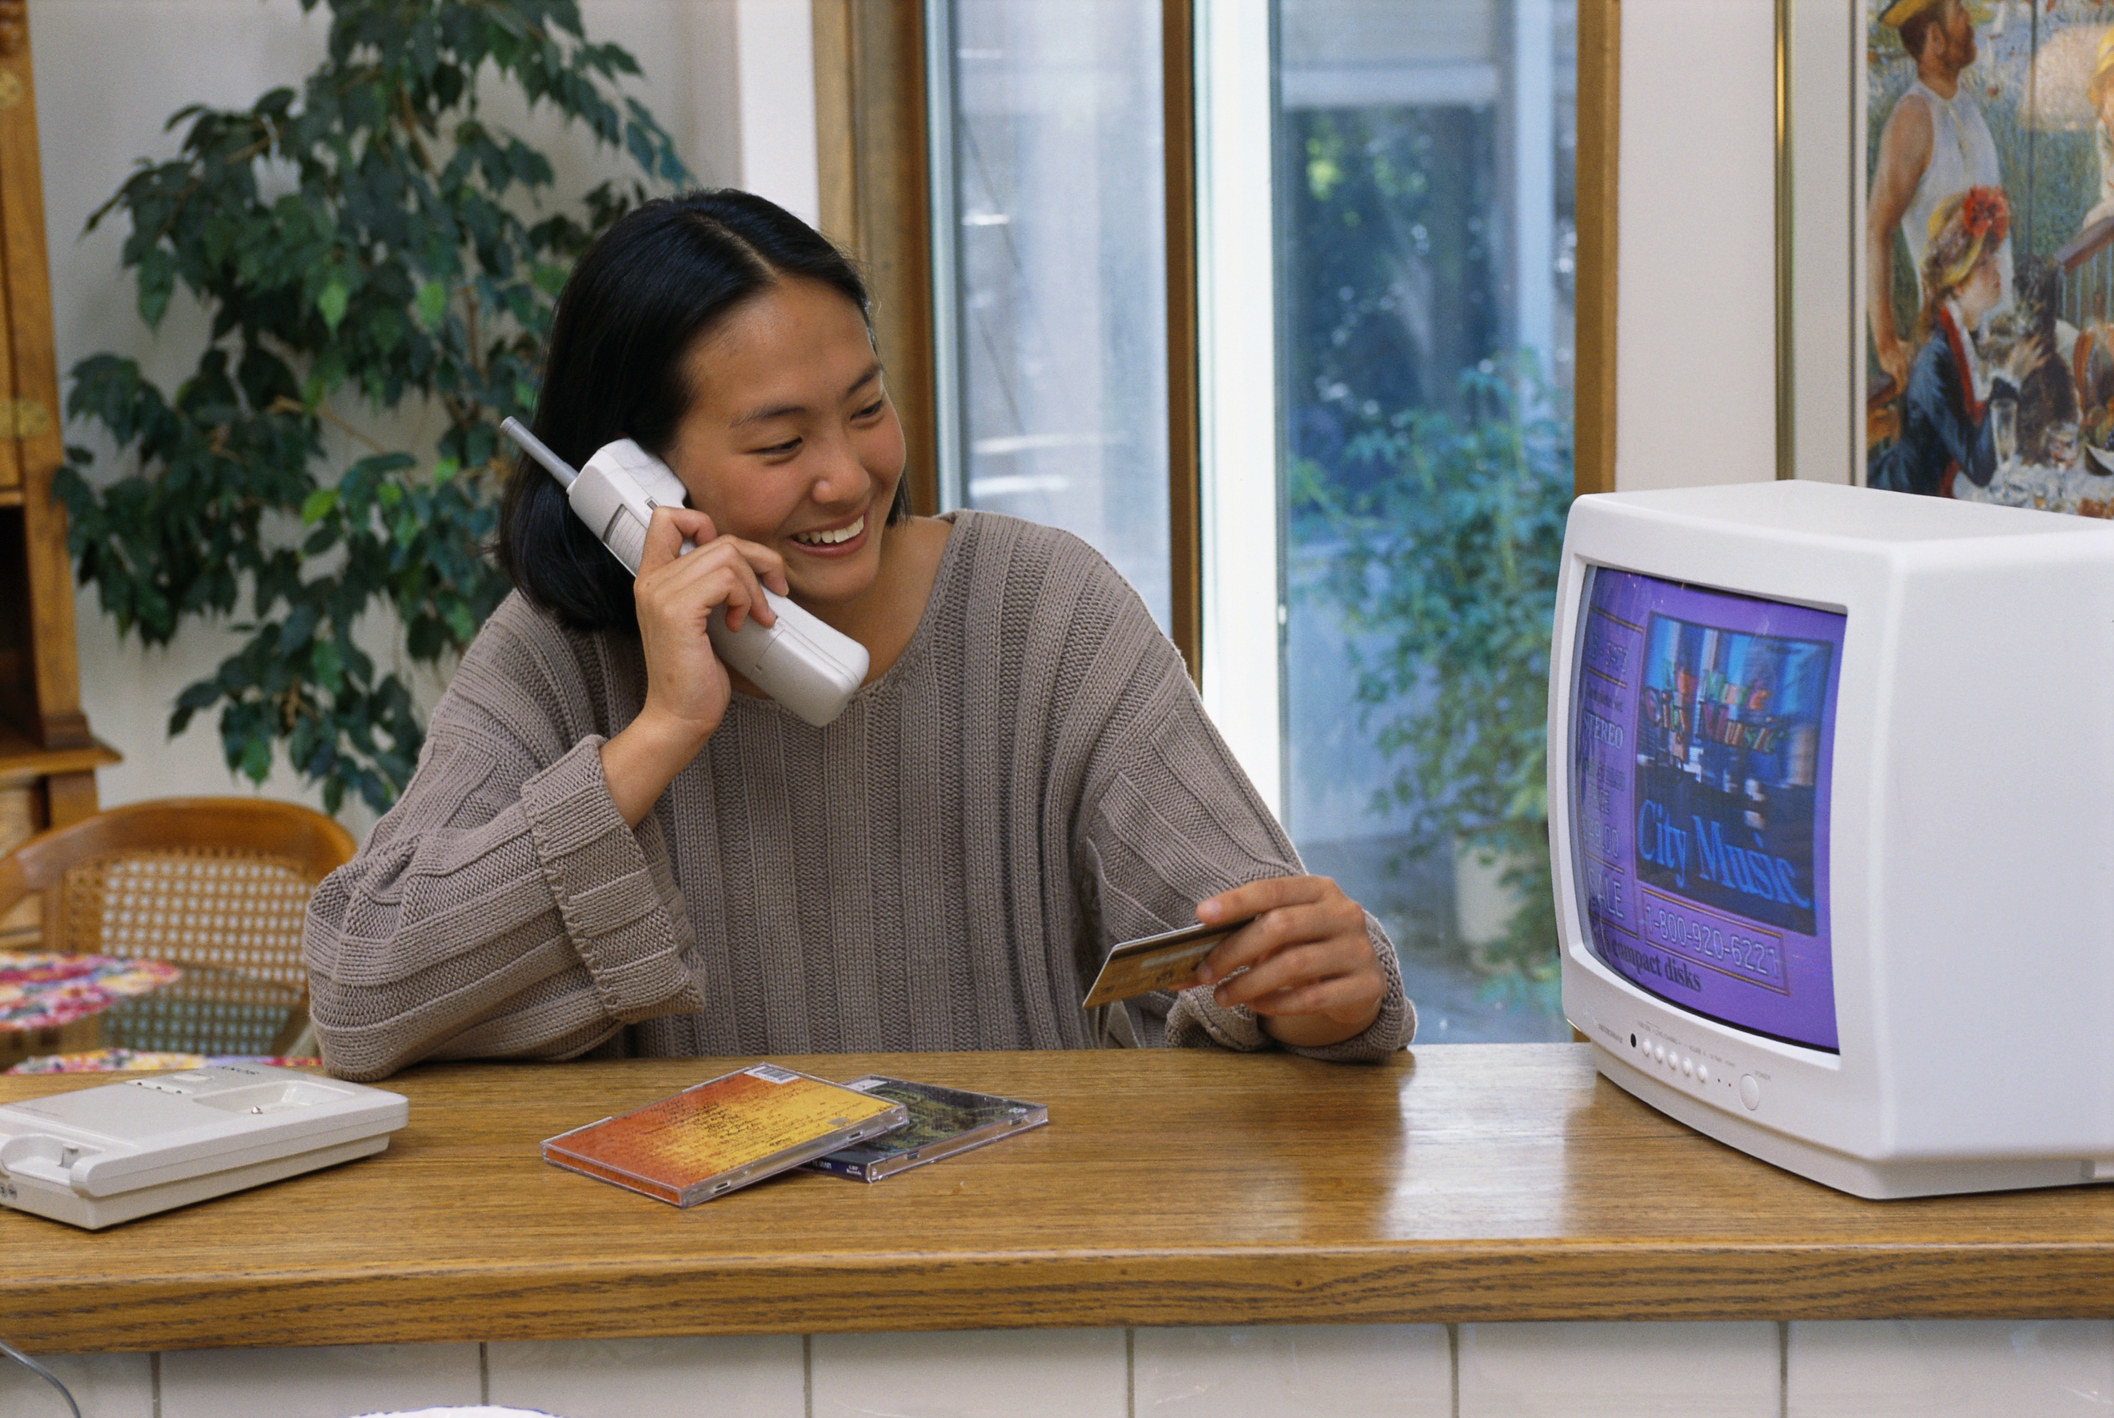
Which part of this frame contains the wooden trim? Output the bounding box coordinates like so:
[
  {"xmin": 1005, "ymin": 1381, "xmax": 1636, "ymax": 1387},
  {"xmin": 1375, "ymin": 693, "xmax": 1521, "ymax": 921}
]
[
  {"xmin": 0, "ymin": 4, "xmax": 85, "ymax": 748},
  {"xmin": 1163, "ymin": 0, "xmax": 1202, "ymax": 681},
  {"xmin": 0, "ymin": 2, "xmax": 19, "ymax": 500},
  {"xmin": 0, "ymin": 720, "xmax": 119, "ymax": 790},
  {"xmin": 811, "ymin": 0, "xmax": 939, "ymax": 518},
  {"xmin": 39, "ymin": 767, "xmax": 98, "ymax": 828},
  {"xmin": 811, "ymin": 0, "xmax": 856, "ymax": 267},
  {"xmin": 1574, "ymin": 0, "xmax": 1620, "ymax": 497},
  {"xmin": 1774, "ymin": 0, "xmax": 1794, "ymax": 481}
]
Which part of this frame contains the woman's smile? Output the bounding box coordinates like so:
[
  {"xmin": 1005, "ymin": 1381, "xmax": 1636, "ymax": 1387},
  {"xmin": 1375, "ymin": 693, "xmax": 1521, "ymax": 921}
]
[{"xmin": 789, "ymin": 511, "xmax": 869, "ymax": 554}]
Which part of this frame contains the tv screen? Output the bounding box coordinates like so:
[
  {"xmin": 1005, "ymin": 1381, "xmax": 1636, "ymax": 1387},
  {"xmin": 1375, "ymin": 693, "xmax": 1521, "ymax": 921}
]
[{"xmin": 1569, "ymin": 568, "xmax": 1845, "ymax": 1053}]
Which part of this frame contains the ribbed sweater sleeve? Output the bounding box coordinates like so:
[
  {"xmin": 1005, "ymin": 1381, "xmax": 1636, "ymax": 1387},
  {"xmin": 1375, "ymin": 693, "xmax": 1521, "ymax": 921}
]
[
  {"xmin": 304, "ymin": 601, "xmax": 702, "ymax": 1081},
  {"xmin": 1071, "ymin": 583, "xmax": 1414, "ymax": 1063}
]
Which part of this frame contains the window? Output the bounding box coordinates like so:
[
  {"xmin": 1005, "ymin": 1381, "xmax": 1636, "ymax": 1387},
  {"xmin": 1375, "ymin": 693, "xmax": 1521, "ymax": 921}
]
[
  {"xmin": 928, "ymin": 0, "xmax": 1174, "ymax": 630},
  {"xmin": 926, "ymin": 0, "xmax": 1578, "ymax": 1041}
]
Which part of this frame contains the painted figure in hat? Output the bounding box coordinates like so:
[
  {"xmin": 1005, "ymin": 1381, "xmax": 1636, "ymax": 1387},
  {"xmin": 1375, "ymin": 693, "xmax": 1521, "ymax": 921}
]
[
  {"xmin": 1869, "ymin": 187, "xmax": 2050, "ymax": 497},
  {"xmin": 2078, "ymin": 28, "xmax": 2114, "ymax": 231},
  {"xmin": 1867, "ymin": 0, "xmax": 2011, "ymax": 397}
]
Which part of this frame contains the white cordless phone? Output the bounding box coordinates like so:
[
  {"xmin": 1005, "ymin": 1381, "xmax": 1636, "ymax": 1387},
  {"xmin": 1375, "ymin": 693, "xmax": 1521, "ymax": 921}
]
[{"xmin": 502, "ymin": 418, "xmax": 870, "ymax": 728}]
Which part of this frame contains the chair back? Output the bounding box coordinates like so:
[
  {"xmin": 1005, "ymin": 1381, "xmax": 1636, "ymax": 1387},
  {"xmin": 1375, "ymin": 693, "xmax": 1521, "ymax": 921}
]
[{"xmin": 0, "ymin": 798, "xmax": 356, "ymax": 1055}]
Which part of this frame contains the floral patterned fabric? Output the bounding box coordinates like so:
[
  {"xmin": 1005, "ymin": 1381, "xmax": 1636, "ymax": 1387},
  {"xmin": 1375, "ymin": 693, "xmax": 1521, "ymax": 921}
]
[
  {"xmin": 0, "ymin": 952, "xmax": 180, "ymax": 1031},
  {"xmin": 6, "ymin": 1049, "xmax": 322, "ymax": 1075}
]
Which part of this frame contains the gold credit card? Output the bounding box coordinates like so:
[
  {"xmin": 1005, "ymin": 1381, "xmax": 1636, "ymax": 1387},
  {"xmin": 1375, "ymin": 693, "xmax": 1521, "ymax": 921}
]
[{"xmin": 1081, "ymin": 917, "xmax": 1251, "ymax": 1009}]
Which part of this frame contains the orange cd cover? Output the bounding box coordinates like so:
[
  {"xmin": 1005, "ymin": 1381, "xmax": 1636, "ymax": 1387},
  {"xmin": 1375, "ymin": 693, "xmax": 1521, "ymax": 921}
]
[{"xmin": 541, "ymin": 1063, "xmax": 908, "ymax": 1206}]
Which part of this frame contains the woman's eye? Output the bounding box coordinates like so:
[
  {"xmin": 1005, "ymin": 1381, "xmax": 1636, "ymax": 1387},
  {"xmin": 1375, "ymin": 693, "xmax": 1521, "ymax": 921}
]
[
  {"xmin": 853, "ymin": 399, "xmax": 885, "ymax": 421},
  {"xmin": 756, "ymin": 438, "xmax": 801, "ymax": 457}
]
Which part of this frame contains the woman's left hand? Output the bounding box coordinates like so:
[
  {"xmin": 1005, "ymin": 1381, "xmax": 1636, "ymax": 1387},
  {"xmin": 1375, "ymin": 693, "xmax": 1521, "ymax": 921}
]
[
  {"xmin": 1191, "ymin": 876, "xmax": 1386, "ymax": 1048},
  {"xmin": 2006, "ymin": 330, "xmax": 2053, "ymax": 384}
]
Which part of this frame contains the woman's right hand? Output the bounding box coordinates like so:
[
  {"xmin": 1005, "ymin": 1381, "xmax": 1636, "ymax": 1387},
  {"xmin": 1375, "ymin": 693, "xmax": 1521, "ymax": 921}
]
[{"xmin": 600, "ymin": 506, "xmax": 789, "ymax": 826}]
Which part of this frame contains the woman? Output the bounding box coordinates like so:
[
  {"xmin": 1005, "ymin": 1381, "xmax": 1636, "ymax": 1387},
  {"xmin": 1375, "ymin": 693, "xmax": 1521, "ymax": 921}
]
[
  {"xmin": 1869, "ymin": 186, "xmax": 2049, "ymax": 498},
  {"xmin": 304, "ymin": 190, "xmax": 1412, "ymax": 1081}
]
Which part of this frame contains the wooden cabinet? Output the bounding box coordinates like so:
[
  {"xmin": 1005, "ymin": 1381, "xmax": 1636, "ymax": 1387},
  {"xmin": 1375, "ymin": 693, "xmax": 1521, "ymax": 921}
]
[{"xmin": 0, "ymin": 0, "xmax": 117, "ymax": 945}]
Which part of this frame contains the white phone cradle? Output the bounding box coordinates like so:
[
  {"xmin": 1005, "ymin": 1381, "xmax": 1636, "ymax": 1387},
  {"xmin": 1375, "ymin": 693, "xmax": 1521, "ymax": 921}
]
[{"xmin": 0, "ymin": 1063, "xmax": 408, "ymax": 1229}]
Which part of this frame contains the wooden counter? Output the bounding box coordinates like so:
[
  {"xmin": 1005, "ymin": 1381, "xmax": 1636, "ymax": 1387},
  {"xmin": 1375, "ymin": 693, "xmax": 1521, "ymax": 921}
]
[{"xmin": 3, "ymin": 1043, "xmax": 2112, "ymax": 1353}]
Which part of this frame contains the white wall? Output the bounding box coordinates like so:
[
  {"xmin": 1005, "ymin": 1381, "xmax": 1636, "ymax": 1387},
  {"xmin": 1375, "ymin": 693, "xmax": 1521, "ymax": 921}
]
[
  {"xmin": 1615, "ymin": 0, "xmax": 1779, "ymax": 492},
  {"xmin": 29, "ymin": 0, "xmax": 815, "ymax": 833},
  {"xmin": 736, "ymin": 0, "xmax": 820, "ymax": 229}
]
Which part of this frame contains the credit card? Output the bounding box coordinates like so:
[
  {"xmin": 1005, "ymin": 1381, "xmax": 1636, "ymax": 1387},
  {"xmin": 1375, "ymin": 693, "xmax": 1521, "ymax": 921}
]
[{"xmin": 1081, "ymin": 916, "xmax": 1252, "ymax": 1009}]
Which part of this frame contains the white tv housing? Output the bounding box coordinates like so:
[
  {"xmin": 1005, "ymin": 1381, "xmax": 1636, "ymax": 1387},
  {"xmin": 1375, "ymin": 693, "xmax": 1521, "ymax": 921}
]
[{"xmin": 1549, "ymin": 480, "xmax": 2114, "ymax": 1198}]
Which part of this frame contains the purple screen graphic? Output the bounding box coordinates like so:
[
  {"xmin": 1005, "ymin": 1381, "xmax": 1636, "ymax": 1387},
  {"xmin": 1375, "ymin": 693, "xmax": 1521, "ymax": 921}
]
[{"xmin": 1570, "ymin": 568, "xmax": 1842, "ymax": 1052}]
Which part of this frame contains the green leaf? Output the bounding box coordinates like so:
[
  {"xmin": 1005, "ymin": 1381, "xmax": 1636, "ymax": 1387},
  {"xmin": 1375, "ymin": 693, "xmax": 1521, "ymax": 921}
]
[
  {"xmin": 137, "ymin": 247, "xmax": 178, "ymax": 329},
  {"xmin": 300, "ymin": 488, "xmax": 339, "ymax": 523},
  {"xmin": 317, "ymin": 277, "xmax": 351, "ymax": 332},
  {"xmin": 312, "ymin": 636, "xmax": 344, "ymax": 693},
  {"xmin": 415, "ymin": 279, "xmax": 448, "ymax": 328},
  {"xmin": 239, "ymin": 735, "xmax": 273, "ymax": 785}
]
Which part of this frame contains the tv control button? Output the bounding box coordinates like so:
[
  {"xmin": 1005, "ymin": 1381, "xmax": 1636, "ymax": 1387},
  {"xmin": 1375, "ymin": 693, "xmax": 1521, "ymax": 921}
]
[
  {"xmin": 1739, "ymin": 1074, "xmax": 1761, "ymax": 1110},
  {"xmin": 1653, "ymin": 1044, "xmax": 1666, "ymax": 1063},
  {"xmin": 1697, "ymin": 1064, "xmax": 1712, "ymax": 1085},
  {"xmin": 1681, "ymin": 1057, "xmax": 1694, "ymax": 1077}
]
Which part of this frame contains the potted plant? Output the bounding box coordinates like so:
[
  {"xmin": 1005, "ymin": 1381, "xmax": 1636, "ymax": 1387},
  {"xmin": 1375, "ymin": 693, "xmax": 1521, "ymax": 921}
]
[
  {"xmin": 54, "ymin": 0, "xmax": 687, "ymax": 813},
  {"xmin": 1298, "ymin": 356, "xmax": 1573, "ymax": 993}
]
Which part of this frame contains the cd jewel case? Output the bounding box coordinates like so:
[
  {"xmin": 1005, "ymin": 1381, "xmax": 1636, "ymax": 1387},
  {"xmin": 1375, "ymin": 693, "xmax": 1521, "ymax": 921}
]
[
  {"xmin": 804, "ymin": 1075, "xmax": 1048, "ymax": 1183},
  {"xmin": 541, "ymin": 1063, "xmax": 908, "ymax": 1206}
]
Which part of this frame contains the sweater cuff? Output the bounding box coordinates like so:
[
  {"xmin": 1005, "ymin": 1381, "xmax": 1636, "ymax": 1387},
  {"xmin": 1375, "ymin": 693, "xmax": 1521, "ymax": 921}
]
[
  {"xmin": 1164, "ymin": 986, "xmax": 1269, "ymax": 1051},
  {"xmin": 520, "ymin": 737, "xmax": 704, "ymax": 1024},
  {"xmin": 1163, "ymin": 912, "xmax": 1414, "ymax": 1060}
]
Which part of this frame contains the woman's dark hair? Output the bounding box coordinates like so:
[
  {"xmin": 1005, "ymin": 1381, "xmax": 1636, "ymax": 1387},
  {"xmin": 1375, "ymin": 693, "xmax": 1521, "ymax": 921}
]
[{"xmin": 498, "ymin": 188, "xmax": 906, "ymax": 629}]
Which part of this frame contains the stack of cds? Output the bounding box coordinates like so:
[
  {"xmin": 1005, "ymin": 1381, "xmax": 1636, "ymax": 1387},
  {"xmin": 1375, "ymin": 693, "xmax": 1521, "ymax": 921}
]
[{"xmin": 541, "ymin": 1063, "xmax": 1047, "ymax": 1207}]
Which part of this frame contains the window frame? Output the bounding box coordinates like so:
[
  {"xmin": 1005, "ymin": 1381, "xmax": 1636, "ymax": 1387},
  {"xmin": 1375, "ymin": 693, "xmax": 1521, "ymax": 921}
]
[{"xmin": 810, "ymin": 0, "xmax": 1620, "ymax": 647}]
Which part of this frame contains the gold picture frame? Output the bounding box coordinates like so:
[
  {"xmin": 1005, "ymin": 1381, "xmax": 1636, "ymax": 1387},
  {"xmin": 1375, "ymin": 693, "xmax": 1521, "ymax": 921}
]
[{"xmin": 1577, "ymin": 0, "xmax": 1621, "ymax": 497}]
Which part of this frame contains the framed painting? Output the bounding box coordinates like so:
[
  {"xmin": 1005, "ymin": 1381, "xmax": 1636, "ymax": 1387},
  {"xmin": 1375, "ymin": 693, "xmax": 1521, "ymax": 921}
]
[{"xmin": 1789, "ymin": 0, "xmax": 2114, "ymax": 516}]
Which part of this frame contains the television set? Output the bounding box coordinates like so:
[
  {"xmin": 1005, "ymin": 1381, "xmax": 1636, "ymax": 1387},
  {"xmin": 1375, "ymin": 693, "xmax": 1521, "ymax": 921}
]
[{"xmin": 1549, "ymin": 479, "xmax": 2114, "ymax": 1198}]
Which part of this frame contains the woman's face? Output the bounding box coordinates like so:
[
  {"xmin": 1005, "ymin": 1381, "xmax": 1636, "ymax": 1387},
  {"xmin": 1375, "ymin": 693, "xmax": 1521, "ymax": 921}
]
[
  {"xmin": 665, "ymin": 277, "xmax": 907, "ymax": 607},
  {"xmin": 1956, "ymin": 249, "xmax": 2002, "ymax": 325}
]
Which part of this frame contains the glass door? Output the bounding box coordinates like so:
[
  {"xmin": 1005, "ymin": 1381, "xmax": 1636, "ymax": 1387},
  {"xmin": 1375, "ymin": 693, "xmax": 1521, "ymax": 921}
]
[{"xmin": 1271, "ymin": 0, "xmax": 1578, "ymax": 1040}]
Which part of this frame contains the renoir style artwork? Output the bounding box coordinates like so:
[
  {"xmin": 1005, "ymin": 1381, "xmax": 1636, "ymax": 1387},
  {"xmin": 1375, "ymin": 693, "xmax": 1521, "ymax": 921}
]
[{"xmin": 1863, "ymin": 0, "xmax": 2114, "ymax": 516}]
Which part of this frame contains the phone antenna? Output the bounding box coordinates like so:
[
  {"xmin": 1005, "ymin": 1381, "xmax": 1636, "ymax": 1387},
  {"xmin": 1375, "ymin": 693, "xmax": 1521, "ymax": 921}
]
[{"xmin": 500, "ymin": 416, "xmax": 577, "ymax": 488}]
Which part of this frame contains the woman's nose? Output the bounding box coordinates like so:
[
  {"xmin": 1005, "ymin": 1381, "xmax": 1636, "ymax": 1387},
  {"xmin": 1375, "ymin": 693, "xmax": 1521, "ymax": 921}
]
[{"xmin": 809, "ymin": 437, "xmax": 865, "ymax": 504}]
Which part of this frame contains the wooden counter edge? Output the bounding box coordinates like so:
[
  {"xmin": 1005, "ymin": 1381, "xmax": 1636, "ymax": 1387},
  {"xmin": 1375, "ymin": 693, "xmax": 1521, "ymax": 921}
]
[{"xmin": 9, "ymin": 1240, "xmax": 2114, "ymax": 1353}]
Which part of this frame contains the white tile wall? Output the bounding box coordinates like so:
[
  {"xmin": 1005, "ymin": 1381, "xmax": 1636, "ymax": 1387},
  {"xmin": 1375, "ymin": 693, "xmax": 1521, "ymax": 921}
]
[
  {"xmin": 810, "ymin": 1328, "xmax": 1128, "ymax": 1418},
  {"xmin": 1788, "ymin": 1320, "xmax": 2114, "ymax": 1418},
  {"xmin": 1457, "ymin": 1321, "xmax": 1780, "ymax": 1418},
  {"xmin": 29, "ymin": 1318, "xmax": 2114, "ymax": 1415},
  {"xmin": 1132, "ymin": 1324, "xmax": 1451, "ymax": 1417},
  {"xmin": 0, "ymin": 1349, "xmax": 153, "ymax": 1418},
  {"xmin": 486, "ymin": 1335, "xmax": 805, "ymax": 1418},
  {"xmin": 159, "ymin": 1341, "xmax": 482, "ymax": 1418}
]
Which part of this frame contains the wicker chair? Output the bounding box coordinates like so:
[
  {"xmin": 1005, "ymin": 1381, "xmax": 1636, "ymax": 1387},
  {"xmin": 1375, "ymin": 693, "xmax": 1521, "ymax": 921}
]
[{"xmin": 0, "ymin": 797, "xmax": 355, "ymax": 1058}]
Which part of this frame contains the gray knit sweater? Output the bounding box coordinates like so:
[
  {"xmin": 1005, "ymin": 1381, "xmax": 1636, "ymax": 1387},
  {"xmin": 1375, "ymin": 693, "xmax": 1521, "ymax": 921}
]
[{"xmin": 304, "ymin": 511, "xmax": 1412, "ymax": 1080}]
